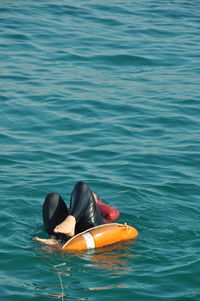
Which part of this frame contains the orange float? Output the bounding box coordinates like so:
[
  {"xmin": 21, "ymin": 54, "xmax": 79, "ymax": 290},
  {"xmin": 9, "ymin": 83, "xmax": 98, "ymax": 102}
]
[{"xmin": 62, "ymin": 223, "xmax": 138, "ymax": 251}]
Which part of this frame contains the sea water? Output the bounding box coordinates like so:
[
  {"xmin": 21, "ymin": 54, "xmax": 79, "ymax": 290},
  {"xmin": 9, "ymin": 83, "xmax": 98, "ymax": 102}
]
[{"xmin": 0, "ymin": 1, "xmax": 200, "ymax": 300}]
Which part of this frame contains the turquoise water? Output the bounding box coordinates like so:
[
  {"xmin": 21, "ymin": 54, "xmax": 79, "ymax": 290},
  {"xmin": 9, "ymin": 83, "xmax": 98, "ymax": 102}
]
[{"xmin": 1, "ymin": 0, "xmax": 200, "ymax": 300}]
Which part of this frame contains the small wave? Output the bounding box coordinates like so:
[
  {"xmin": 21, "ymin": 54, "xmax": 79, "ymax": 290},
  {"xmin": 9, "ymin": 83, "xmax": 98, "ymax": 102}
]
[{"xmin": 57, "ymin": 53, "xmax": 154, "ymax": 67}]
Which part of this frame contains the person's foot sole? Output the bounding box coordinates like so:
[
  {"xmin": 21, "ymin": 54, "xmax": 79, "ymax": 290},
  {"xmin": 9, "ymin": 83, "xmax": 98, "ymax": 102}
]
[{"xmin": 54, "ymin": 215, "xmax": 76, "ymax": 237}]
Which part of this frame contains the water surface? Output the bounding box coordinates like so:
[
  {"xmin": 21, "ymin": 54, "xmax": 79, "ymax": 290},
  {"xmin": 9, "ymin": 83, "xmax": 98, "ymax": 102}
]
[{"xmin": 1, "ymin": 1, "xmax": 200, "ymax": 300}]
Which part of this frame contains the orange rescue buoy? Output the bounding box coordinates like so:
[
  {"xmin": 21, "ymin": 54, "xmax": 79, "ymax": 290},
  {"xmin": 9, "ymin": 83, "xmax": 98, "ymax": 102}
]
[{"xmin": 62, "ymin": 223, "xmax": 138, "ymax": 251}]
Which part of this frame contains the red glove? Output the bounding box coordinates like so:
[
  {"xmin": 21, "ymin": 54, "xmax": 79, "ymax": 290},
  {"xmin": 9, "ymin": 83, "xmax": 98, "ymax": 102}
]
[{"xmin": 97, "ymin": 200, "xmax": 120, "ymax": 223}]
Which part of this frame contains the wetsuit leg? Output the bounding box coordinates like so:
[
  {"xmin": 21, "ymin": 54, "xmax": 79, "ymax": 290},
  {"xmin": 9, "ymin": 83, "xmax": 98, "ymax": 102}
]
[
  {"xmin": 42, "ymin": 193, "xmax": 69, "ymax": 241},
  {"xmin": 69, "ymin": 181, "xmax": 105, "ymax": 234}
]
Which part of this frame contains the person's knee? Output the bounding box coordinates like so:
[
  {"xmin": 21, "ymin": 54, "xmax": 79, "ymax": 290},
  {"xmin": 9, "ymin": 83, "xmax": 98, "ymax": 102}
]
[
  {"xmin": 44, "ymin": 193, "xmax": 60, "ymax": 208},
  {"xmin": 75, "ymin": 181, "xmax": 88, "ymax": 191}
]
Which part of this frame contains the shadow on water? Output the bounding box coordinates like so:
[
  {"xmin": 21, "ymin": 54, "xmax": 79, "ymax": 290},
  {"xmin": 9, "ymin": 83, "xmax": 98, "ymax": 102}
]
[{"xmin": 34, "ymin": 239, "xmax": 138, "ymax": 299}]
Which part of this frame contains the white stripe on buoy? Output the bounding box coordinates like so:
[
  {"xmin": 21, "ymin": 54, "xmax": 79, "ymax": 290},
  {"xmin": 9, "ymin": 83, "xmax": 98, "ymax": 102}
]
[{"xmin": 82, "ymin": 232, "xmax": 95, "ymax": 249}]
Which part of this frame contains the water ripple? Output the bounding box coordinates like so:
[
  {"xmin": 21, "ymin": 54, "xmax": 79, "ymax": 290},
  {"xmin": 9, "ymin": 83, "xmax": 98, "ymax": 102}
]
[{"xmin": 1, "ymin": 0, "xmax": 200, "ymax": 300}]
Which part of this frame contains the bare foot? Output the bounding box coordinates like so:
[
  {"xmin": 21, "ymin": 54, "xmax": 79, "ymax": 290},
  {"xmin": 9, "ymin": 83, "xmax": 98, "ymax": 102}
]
[
  {"xmin": 33, "ymin": 237, "xmax": 61, "ymax": 247},
  {"xmin": 54, "ymin": 215, "xmax": 76, "ymax": 237}
]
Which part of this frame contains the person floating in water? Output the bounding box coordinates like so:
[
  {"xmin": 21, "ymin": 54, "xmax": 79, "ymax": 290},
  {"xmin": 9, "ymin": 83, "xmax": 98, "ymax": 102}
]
[{"xmin": 34, "ymin": 181, "xmax": 120, "ymax": 246}]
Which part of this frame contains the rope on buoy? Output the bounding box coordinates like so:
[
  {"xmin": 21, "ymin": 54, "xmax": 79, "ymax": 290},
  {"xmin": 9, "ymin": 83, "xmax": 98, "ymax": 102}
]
[{"xmin": 124, "ymin": 223, "xmax": 128, "ymax": 230}]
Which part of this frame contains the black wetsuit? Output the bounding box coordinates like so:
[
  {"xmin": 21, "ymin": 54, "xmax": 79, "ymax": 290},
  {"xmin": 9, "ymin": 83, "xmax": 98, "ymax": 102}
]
[{"xmin": 42, "ymin": 181, "xmax": 105, "ymax": 242}]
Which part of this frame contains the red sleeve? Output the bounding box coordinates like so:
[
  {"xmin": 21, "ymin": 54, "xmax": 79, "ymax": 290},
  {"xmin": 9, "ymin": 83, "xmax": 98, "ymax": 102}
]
[{"xmin": 97, "ymin": 200, "xmax": 120, "ymax": 223}]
